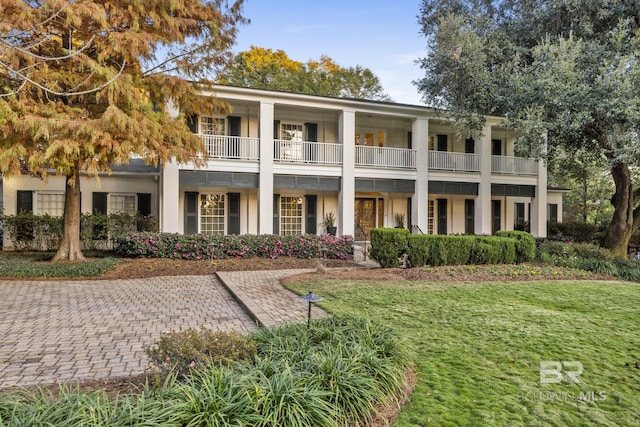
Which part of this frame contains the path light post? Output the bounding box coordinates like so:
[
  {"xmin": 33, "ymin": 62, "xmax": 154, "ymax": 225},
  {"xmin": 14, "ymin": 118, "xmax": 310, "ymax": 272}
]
[{"xmin": 299, "ymin": 291, "xmax": 322, "ymax": 328}]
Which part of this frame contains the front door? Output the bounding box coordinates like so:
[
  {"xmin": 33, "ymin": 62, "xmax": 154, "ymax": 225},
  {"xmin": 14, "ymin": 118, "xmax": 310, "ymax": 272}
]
[{"xmin": 355, "ymin": 198, "xmax": 380, "ymax": 240}]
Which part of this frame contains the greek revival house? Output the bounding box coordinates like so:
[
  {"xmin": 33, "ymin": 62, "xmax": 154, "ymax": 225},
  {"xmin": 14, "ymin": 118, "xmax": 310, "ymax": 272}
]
[{"xmin": 1, "ymin": 85, "xmax": 564, "ymax": 249}]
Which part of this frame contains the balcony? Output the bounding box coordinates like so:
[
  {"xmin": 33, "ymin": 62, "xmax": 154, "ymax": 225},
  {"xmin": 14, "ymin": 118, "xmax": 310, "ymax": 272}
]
[
  {"xmin": 355, "ymin": 145, "xmax": 416, "ymax": 169},
  {"xmin": 429, "ymin": 151, "xmax": 480, "ymax": 172},
  {"xmin": 200, "ymin": 135, "xmax": 260, "ymax": 160},
  {"xmin": 492, "ymin": 155, "xmax": 538, "ymax": 176},
  {"xmin": 274, "ymin": 140, "xmax": 342, "ymax": 165}
]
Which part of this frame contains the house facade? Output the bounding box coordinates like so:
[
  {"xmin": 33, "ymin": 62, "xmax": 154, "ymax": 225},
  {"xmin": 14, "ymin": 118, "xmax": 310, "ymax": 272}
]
[
  {"xmin": 161, "ymin": 86, "xmax": 562, "ymax": 240},
  {"xmin": 1, "ymin": 85, "xmax": 564, "ymax": 249}
]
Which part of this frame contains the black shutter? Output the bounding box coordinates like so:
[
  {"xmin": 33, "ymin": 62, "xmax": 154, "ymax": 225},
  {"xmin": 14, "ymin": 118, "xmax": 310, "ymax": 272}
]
[
  {"xmin": 465, "ymin": 138, "xmax": 475, "ymax": 154},
  {"xmin": 305, "ymin": 123, "xmax": 317, "ymax": 142},
  {"xmin": 187, "ymin": 114, "xmax": 198, "ymax": 133},
  {"xmin": 492, "ymin": 200, "xmax": 501, "ymax": 234},
  {"xmin": 184, "ymin": 192, "xmax": 198, "ymax": 234},
  {"xmin": 492, "ymin": 139, "xmax": 502, "ymax": 156},
  {"xmin": 465, "ymin": 199, "xmax": 475, "ymax": 234},
  {"xmin": 273, "ymin": 120, "xmax": 280, "ymax": 139},
  {"xmin": 92, "ymin": 192, "xmax": 107, "ymax": 214},
  {"xmin": 437, "ymin": 199, "xmax": 447, "ymax": 235},
  {"xmin": 228, "ymin": 116, "xmax": 241, "ymax": 136},
  {"xmin": 273, "ymin": 194, "xmax": 280, "ymax": 235},
  {"xmin": 228, "ymin": 193, "xmax": 240, "ymax": 235},
  {"xmin": 305, "ymin": 195, "xmax": 317, "ymax": 235},
  {"xmin": 305, "ymin": 123, "xmax": 318, "ymax": 162},
  {"xmin": 16, "ymin": 191, "xmax": 33, "ymax": 213},
  {"xmin": 407, "ymin": 131, "xmax": 412, "ymax": 149},
  {"xmin": 136, "ymin": 193, "xmax": 151, "ymax": 216},
  {"xmin": 228, "ymin": 116, "xmax": 241, "ymax": 158},
  {"xmin": 549, "ymin": 204, "xmax": 558, "ymax": 223},
  {"xmin": 407, "ymin": 197, "xmax": 412, "ymax": 230},
  {"xmin": 437, "ymin": 134, "xmax": 448, "ymax": 151}
]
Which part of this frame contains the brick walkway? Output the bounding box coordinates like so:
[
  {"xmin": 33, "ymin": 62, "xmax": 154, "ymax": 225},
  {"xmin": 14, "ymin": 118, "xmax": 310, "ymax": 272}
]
[
  {"xmin": 216, "ymin": 269, "xmax": 327, "ymax": 327},
  {"xmin": 0, "ymin": 275, "xmax": 256, "ymax": 390}
]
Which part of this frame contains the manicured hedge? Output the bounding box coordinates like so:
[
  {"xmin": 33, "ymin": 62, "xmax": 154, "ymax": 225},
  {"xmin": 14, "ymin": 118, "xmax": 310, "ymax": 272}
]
[
  {"xmin": 370, "ymin": 228, "xmax": 526, "ymax": 268},
  {"xmin": 496, "ymin": 230, "xmax": 536, "ymax": 262},
  {"xmin": 369, "ymin": 228, "xmax": 409, "ymax": 267},
  {"xmin": 114, "ymin": 232, "xmax": 354, "ymax": 260}
]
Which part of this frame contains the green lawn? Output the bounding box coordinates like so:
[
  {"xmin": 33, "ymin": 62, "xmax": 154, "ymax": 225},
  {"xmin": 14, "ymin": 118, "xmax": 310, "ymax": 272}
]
[{"xmin": 287, "ymin": 279, "xmax": 640, "ymax": 426}]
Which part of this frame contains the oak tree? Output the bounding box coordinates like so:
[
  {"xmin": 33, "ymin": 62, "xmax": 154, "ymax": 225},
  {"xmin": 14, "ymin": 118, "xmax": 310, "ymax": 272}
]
[
  {"xmin": 417, "ymin": 0, "xmax": 640, "ymax": 256},
  {"xmin": 220, "ymin": 46, "xmax": 391, "ymax": 101},
  {"xmin": 0, "ymin": 0, "xmax": 247, "ymax": 261}
]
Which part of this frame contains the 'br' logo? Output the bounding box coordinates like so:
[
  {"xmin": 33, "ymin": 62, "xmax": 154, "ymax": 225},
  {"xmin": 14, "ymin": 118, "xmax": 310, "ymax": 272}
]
[{"xmin": 540, "ymin": 361, "xmax": 583, "ymax": 384}]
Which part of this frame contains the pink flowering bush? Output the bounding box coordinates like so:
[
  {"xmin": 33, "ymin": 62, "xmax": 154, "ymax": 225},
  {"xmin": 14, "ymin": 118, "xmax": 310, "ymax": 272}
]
[{"xmin": 114, "ymin": 233, "xmax": 354, "ymax": 260}]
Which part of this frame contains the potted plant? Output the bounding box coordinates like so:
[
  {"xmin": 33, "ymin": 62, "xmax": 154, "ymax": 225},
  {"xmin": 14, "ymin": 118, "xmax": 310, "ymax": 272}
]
[
  {"xmin": 394, "ymin": 213, "xmax": 405, "ymax": 229},
  {"xmin": 323, "ymin": 212, "xmax": 337, "ymax": 236}
]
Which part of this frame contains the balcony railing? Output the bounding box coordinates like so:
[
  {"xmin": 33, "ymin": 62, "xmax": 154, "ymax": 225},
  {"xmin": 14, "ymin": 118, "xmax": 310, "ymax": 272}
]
[
  {"xmin": 200, "ymin": 135, "xmax": 260, "ymax": 160},
  {"xmin": 274, "ymin": 140, "xmax": 342, "ymax": 165},
  {"xmin": 492, "ymin": 155, "xmax": 538, "ymax": 175},
  {"xmin": 355, "ymin": 145, "xmax": 416, "ymax": 169},
  {"xmin": 429, "ymin": 151, "xmax": 480, "ymax": 172}
]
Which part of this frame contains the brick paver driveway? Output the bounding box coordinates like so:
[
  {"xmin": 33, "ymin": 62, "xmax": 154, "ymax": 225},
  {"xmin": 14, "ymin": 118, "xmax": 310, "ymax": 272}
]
[{"xmin": 0, "ymin": 275, "xmax": 256, "ymax": 390}]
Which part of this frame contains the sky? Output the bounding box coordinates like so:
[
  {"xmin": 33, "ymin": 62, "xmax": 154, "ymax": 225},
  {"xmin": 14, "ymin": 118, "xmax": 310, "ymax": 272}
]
[{"xmin": 232, "ymin": 0, "xmax": 428, "ymax": 105}]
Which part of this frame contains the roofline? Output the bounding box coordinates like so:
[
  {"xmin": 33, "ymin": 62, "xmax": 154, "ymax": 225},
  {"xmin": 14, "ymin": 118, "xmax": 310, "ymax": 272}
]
[{"xmin": 197, "ymin": 83, "xmax": 510, "ymax": 124}]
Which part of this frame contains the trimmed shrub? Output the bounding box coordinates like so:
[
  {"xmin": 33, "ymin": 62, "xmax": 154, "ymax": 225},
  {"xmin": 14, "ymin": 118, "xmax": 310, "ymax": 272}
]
[
  {"xmin": 548, "ymin": 221, "xmax": 598, "ymax": 243},
  {"xmin": 446, "ymin": 235, "xmax": 474, "ymax": 265},
  {"xmin": 114, "ymin": 232, "xmax": 354, "ymax": 260},
  {"xmin": 496, "ymin": 230, "xmax": 536, "ymax": 262},
  {"xmin": 369, "ymin": 228, "xmax": 409, "ymax": 268},
  {"xmin": 146, "ymin": 328, "xmax": 256, "ymax": 377},
  {"xmin": 406, "ymin": 234, "xmax": 430, "ymax": 267},
  {"xmin": 570, "ymin": 242, "xmax": 614, "ymax": 261},
  {"xmin": 470, "ymin": 241, "xmax": 493, "ymax": 264}
]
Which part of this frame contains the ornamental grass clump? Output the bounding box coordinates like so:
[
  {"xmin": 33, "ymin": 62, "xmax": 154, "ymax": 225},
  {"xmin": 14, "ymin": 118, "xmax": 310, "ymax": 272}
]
[{"xmin": 146, "ymin": 328, "xmax": 256, "ymax": 377}]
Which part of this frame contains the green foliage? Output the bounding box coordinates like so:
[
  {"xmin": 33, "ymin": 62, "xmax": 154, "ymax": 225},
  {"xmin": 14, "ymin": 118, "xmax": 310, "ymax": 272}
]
[
  {"xmin": 0, "ymin": 315, "xmax": 410, "ymax": 427},
  {"xmin": 0, "ymin": 252, "xmax": 121, "ymax": 278},
  {"xmin": 496, "ymin": 230, "xmax": 536, "ymax": 262},
  {"xmin": 577, "ymin": 258, "xmax": 619, "ymax": 276},
  {"xmin": 369, "ymin": 228, "xmax": 409, "ymax": 268},
  {"xmin": 114, "ymin": 233, "xmax": 354, "ymax": 260},
  {"xmin": 470, "ymin": 241, "xmax": 493, "ymax": 264},
  {"xmin": 417, "ymin": 0, "xmax": 640, "ymax": 255},
  {"xmin": 1, "ymin": 212, "xmax": 62, "ymax": 251},
  {"xmin": 1, "ymin": 212, "xmax": 157, "ymax": 251},
  {"xmin": 220, "ymin": 46, "xmax": 390, "ymax": 101},
  {"xmin": 406, "ymin": 234, "xmax": 514, "ymax": 267},
  {"xmin": 146, "ymin": 328, "xmax": 256, "ymax": 377},
  {"xmin": 548, "ymin": 221, "xmax": 599, "ymax": 243}
]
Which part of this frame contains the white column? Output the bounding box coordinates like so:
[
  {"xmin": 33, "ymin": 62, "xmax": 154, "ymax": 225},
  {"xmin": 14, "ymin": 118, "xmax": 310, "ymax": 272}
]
[
  {"xmin": 161, "ymin": 160, "xmax": 180, "ymax": 232},
  {"xmin": 339, "ymin": 109, "xmax": 356, "ymax": 237},
  {"xmin": 476, "ymin": 122, "xmax": 493, "ymax": 234},
  {"xmin": 258, "ymin": 101, "xmax": 275, "ymax": 234},
  {"xmin": 530, "ymin": 132, "xmax": 548, "ymax": 237},
  {"xmin": 412, "ymin": 117, "xmax": 429, "ymax": 233}
]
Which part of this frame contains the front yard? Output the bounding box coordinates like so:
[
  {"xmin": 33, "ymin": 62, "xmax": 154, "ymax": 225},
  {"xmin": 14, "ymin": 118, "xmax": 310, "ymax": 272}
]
[{"xmin": 287, "ymin": 276, "xmax": 640, "ymax": 426}]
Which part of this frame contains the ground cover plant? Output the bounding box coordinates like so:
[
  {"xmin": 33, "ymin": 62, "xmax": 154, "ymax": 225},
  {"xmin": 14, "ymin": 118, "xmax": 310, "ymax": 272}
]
[
  {"xmin": 0, "ymin": 315, "xmax": 411, "ymax": 426},
  {"xmin": 0, "ymin": 252, "xmax": 122, "ymax": 278},
  {"xmin": 286, "ymin": 277, "xmax": 640, "ymax": 426}
]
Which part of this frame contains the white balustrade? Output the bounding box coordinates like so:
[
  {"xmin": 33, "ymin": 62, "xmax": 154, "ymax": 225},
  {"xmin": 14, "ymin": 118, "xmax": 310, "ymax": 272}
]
[
  {"xmin": 428, "ymin": 151, "xmax": 480, "ymax": 172},
  {"xmin": 355, "ymin": 145, "xmax": 416, "ymax": 169},
  {"xmin": 200, "ymin": 135, "xmax": 259, "ymax": 160},
  {"xmin": 491, "ymin": 155, "xmax": 538, "ymax": 175},
  {"xmin": 274, "ymin": 140, "xmax": 342, "ymax": 165}
]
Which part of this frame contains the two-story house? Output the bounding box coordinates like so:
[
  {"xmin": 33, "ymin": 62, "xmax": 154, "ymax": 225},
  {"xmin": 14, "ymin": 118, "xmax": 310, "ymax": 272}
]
[{"xmin": 1, "ymin": 85, "xmax": 564, "ymax": 249}]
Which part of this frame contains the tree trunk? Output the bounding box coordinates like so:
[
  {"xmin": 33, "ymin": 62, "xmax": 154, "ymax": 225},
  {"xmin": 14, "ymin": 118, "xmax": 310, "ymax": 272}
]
[
  {"xmin": 602, "ymin": 163, "xmax": 636, "ymax": 257},
  {"xmin": 52, "ymin": 167, "xmax": 86, "ymax": 262}
]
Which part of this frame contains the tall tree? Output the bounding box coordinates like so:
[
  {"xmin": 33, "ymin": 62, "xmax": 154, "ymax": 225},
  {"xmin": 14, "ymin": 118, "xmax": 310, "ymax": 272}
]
[
  {"xmin": 417, "ymin": 0, "xmax": 640, "ymax": 256},
  {"xmin": 0, "ymin": 0, "xmax": 246, "ymax": 261},
  {"xmin": 219, "ymin": 46, "xmax": 391, "ymax": 101}
]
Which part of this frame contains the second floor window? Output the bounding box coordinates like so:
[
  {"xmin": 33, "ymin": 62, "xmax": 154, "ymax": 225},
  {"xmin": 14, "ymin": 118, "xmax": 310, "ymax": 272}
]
[
  {"xmin": 281, "ymin": 123, "xmax": 303, "ymax": 141},
  {"xmin": 201, "ymin": 117, "xmax": 225, "ymax": 135}
]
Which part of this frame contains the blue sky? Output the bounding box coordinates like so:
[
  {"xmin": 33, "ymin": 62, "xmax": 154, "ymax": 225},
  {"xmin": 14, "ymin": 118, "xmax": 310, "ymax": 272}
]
[{"xmin": 232, "ymin": 0, "xmax": 427, "ymax": 105}]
